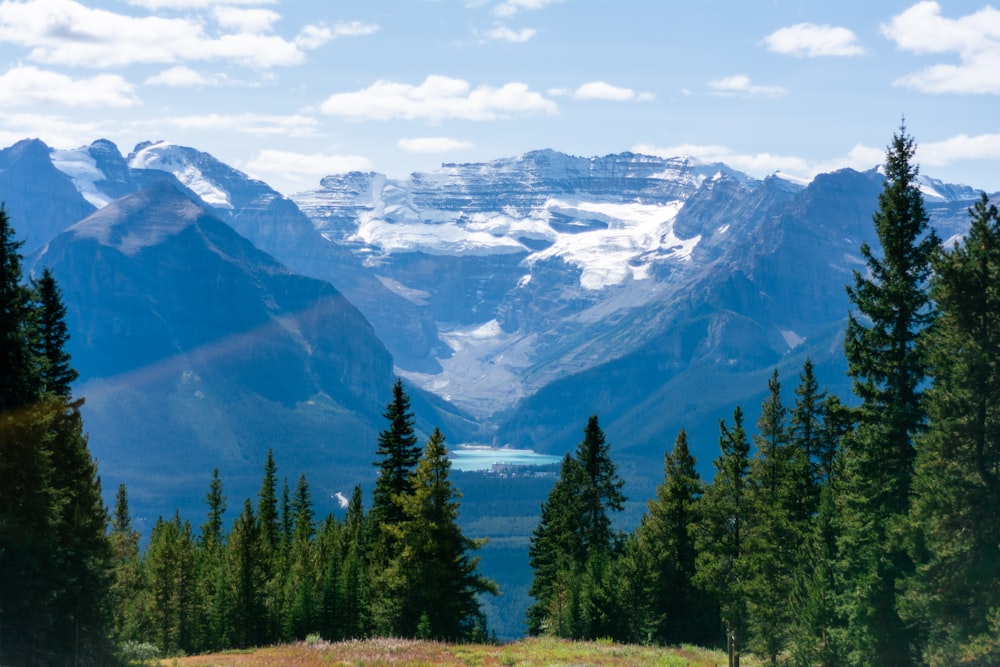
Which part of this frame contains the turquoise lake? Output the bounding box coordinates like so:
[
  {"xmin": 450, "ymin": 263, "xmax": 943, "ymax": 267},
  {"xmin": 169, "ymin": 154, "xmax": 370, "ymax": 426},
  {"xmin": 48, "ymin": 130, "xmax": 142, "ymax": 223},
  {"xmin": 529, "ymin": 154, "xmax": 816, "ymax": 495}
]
[{"xmin": 448, "ymin": 446, "xmax": 562, "ymax": 472}]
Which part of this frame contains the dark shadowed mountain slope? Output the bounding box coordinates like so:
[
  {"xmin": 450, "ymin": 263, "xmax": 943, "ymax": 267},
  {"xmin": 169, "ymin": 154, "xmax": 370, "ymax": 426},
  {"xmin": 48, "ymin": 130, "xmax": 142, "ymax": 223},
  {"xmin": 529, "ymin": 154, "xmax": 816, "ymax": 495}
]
[{"xmin": 29, "ymin": 182, "xmax": 405, "ymax": 521}]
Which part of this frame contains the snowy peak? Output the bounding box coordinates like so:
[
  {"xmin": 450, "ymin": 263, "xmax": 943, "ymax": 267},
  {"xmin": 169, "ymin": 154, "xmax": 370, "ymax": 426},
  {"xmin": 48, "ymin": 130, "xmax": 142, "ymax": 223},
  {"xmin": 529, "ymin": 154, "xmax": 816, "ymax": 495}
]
[
  {"xmin": 51, "ymin": 139, "xmax": 132, "ymax": 208},
  {"xmin": 293, "ymin": 150, "xmax": 760, "ymax": 290},
  {"xmin": 128, "ymin": 141, "xmax": 236, "ymax": 210}
]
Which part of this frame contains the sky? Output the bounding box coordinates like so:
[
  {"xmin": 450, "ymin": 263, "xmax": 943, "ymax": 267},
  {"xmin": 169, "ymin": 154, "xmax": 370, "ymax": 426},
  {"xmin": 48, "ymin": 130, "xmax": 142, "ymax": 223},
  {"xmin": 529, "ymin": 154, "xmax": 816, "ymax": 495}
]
[{"xmin": 0, "ymin": 0, "xmax": 997, "ymax": 196}]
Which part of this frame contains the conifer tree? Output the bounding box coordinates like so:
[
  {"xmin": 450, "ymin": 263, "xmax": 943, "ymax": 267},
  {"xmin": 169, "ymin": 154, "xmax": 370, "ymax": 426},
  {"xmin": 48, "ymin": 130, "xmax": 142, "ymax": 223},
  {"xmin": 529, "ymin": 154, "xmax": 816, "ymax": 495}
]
[
  {"xmin": 527, "ymin": 453, "xmax": 583, "ymax": 636},
  {"xmin": 0, "ymin": 204, "xmax": 37, "ymax": 412},
  {"xmin": 744, "ymin": 371, "xmax": 795, "ymax": 663},
  {"xmin": 0, "ymin": 211, "xmax": 112, "ymax": 665},
  {"xmin": 789, "ymin": 484, "xmax": 849, "ymax": 666},
  {"xmin": 337, "ymin": 485, "xmax": 369, "ymax": 638},
  {"xmin": 789, "ymin": 358, "xmax": 826, "ymax": 519},
  {"xmin": 258, "ymin": 449, "xmax": 280, "ymax": 556},
  {"xmin": 283, "ymin": 473, "xmax": 317, "ymax": 639},
  {"xmin": 146, "ymin": 513, "xmax": 198, "ymax": 655},
  {"xmin": 196, "ymin": 469, "xmax": 229, "ymax": 650},
  {"xmin": 904, "ymin": 193, "xmax": 1000, "ymax": 663},
  {"xmin": 576, "ymin": 415, "xmax": 626, "ymax": 555},
  {"xmin": 256, "ymin": 449, "xmax": 282, "ymax": 642},
  {"xmin": 840, "ymin": 122, "xmax": 938, "ymax": 664},
  {"xmin": 228, "ymin": 498, "xmax": 267, "ymax": 648},
  {"xmin": 527, "ymin": 416, "xmax": 625, "ymax": 639},
  {"xmin": 109, "ymin": 484, "xmax": 147, "ymax": 645},
  {"xmin": 31, "ymin": 268, "xmax": 78, "ymax": 398},
  {"xmin": 370, "ymin": 378, "xmax": 421, "ymax": 530},
  {"xmin": 384, "ymin": 428, "xmax": 497, "ymax": 639},
  {"xmin": 695, "ymin": 407, "xmax": 751, "ymax": 667},
  {"xmin": 634, "ymin": 429, "xmax": 715, "ymax": 645},
  {"xmin": 367, "ymin": 379, "xmax": 422, "ymax": 634}
]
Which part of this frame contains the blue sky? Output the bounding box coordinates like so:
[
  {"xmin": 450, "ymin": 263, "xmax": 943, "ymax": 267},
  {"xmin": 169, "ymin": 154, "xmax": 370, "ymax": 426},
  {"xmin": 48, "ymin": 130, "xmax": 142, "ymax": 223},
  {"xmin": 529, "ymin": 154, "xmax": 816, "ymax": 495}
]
[{"xmin": 0, "ymin": 0, "xmax": 997, "ymax": 195}]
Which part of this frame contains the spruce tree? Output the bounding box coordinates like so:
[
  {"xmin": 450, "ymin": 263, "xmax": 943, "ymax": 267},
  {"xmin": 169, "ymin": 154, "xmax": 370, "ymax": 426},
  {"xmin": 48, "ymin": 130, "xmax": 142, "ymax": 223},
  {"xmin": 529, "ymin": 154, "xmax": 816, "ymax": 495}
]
[
  {"xmin": 789, "ymin": 358, "xmax": 826, "ymax": 519},
  {"xmin": 904, "ymin": 193, "xmax": 1000, "ymax": 663},
  {"xmin": 145, "ymin": 513, "xmax": 198, "ymax": 655},
  {"xmin": 840, "ymin": 122, "xmax": 938, "ymax": 664},
  {"xmin": 527, "ymin": 453, "xmax": 584, "ymax": 636},
  {"xmin": 0, "ymin": 212, "xmax": 112, "ymax": 664},
  {"xmin": 31, "ymin": 268, "xmax": 78, "ymax": 399},
  {"xmin": 744, "ymin": 371, "xmax": 795, "ymax": 663},
  {"xmin": 109, "ymin": 484, "xmax": 148, "ymax": 646},
  {"xmin": 575, "ymin": 415, "xmax": 626, "ymax": 555},
  {"xmin": 0, "ymin": 204, "xmax": 37, "ymax": 412},
  {"xmin": 282, "ymin": 474, "xmax": 317, "ymax": 639},
  {"xmin": 368, "ymin": 379, "xmax": 422, "ymax": 633},
  {"xmin": 258, "ymin": 449, "xmax": 280, "ymax": 557},
  {"xmin": 634, "ymin": 429, "xmax": 715, "ymax": 645},
  {"xmin": 196, "ymin": 469, "xmax": 229, "ymax": 651},
  {"xmin": 695, "ymin": 407, "xmax": 751, "ymax": 667},
  {"xmin": 370, "ymin": 378, "xmax": 421, "ymax": 529},
  {"xmin": 337, "ymin": 485, "xmax": 369, "ymax": 638},
  {"xmin": 384, "ymin": 428, "xmax": 497, "ymax": 640},
  {"xmin": 526, "ymin": 416, "xmax": 625, "ymax": 639},
  {"xmin": 228, "ymin": 498, "xmax": 267, "ymax": 648},
  {"xmin": 256, "ymin": 449, "xmax": 281, "ymax": 642}
]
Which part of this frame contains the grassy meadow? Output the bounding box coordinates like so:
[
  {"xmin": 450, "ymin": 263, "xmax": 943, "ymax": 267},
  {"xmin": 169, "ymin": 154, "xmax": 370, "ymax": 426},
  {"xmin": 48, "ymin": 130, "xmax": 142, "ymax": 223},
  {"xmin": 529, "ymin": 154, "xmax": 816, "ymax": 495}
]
[{"xmin": 158, "ymin": 637, "xmax": 760, "ymax": 666}]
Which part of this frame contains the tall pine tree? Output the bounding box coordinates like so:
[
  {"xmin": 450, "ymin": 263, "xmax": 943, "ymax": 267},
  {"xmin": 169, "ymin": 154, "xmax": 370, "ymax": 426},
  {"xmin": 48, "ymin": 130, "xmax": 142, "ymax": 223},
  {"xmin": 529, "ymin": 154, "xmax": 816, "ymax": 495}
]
[
  {"xmin": 0, "ymin": 210, "xmax": 112, "ymax": 665},
  {"xmin": 840, "ymin": 122, "xmax": 938, "ymax": 664},
  {"xmin": 634, "ymin": 429, "xmax": 715, "ymax": 645},
  {"xmin": 695, "ymin": 407, "xmax": 751, "ymax": 667},
  {"xmin": 526, "ymin": 416, "xmax": 625, "ymax": 639},
  {"xmin": 370, "ymin": 378, "xmax": 421, "ymax": 529},
  {"xmin": 744, "ymin": 371, "xmax": 795, "ymax": 664},
  {"xmin": 384, "ymin": 428, "xmax": 497, "ymax": 640},
  {"xmin": 905, "ymin": 193, "xmax": 1000, "ymax": 664}
]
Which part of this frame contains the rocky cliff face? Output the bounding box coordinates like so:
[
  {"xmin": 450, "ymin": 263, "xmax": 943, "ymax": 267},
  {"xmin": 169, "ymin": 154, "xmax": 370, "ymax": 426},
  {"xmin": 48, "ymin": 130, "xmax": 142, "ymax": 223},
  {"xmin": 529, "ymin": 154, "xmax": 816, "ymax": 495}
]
[{"xmin": 292, "ymin": 150, "xmax": 990, "ymax": 462}]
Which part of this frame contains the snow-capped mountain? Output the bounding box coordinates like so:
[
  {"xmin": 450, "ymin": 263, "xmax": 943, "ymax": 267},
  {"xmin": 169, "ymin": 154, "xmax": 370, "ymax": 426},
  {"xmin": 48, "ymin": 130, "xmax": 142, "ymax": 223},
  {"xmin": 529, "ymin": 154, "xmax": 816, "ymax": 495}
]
[
  {"xmin": 5, "ymin": 137, "xmax": 990, "ymax": 471},
  {"xmin": 292, "ymin": 150, "xmax": 985, "ymax": 459}
]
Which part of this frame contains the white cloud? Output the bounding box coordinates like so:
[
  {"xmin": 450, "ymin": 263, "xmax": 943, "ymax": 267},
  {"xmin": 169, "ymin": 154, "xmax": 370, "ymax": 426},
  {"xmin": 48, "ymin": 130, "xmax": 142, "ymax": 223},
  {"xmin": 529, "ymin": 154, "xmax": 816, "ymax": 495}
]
[
  {"xmin": 329, "ymin": 20, "xmax": 380, "ymax": 38},
  {"xmin": 0, "ymin": 0, "xmax": 326, "ymax": 68},
  {"xmin": 398, "ymin": 137, "xmax": 473, "ymax": 153},
  {"xmin": 632, "ymin": 141, "xmax": 883, "ymax": 181},
  {"xmin": 0, "ymin": 113, "xmax": 102, "ymax": 148},
  {"xmin": 494, "ymin": 0, "xmax": 555, "ymax": 18},
  {"xmin": 485, "ymin": 25, "xmax": 536, "ymax": 42},
  {"xmin": 320, "ymin": 75, "xmax": 558, "ymax": 121},
  {"xmin": 293, "ymin": 22, "xmax": 377, "ymax": 50},
  {"xmin": 917, "ymin": 133, "xmax": 1000, "ymax": 166},
  {"xmin": 573, "ymin": 81, "xmax": 655, "ymax": 102},
  {"xmin": 708, "ymin": 74, "xmax": 787, "ymax": 98},
  {"xmin": 149, "ymin": 113, "xmax": 320, "ymax": 138},
  {"xmin": 127, "ymin": 0, "xmax": 275, "ymax": 8},
  {"xmin": 145, "ymin": 65, "xmax": 215, "ymax": 87},
  {"xmin": 242, "ymin": 149, "xmax": 374, "ymax": 192},
  {"xmin": 883, "ymin": 2, "xmax": 1000, "ymax": 94},
  {"xmin": 212, "ymin": 7, "xmax": 280, "ymax": 33},
  {"xmin": 762, "ymin": 23, "xmax": 865, "ymax": 57},
  {"xmin": 0, "ymin": 65, "xmax": 138, "ymax": 107}
]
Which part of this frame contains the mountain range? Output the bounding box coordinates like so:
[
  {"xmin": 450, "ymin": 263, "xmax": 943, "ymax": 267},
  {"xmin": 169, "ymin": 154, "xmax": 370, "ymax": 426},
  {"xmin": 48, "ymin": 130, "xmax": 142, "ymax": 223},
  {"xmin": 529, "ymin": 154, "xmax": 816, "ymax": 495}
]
[{"xmin": 2, "ymin": 136, "xmax": 989, "ymax": 517}]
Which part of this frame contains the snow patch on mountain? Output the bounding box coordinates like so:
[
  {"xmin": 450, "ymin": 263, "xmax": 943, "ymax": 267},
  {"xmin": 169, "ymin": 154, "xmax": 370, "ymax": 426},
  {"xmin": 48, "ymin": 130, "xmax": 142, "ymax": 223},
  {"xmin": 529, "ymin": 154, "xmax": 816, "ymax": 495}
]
[
  {"xmin": 51, "ymin": 148, "xmax": 113, "ymax": 208},
  {"xmin": 352, "ymin": 215, "xmax": 528, "ymax": 256},
  {"xmin": 526, "ymin": 199, "xmax": 690, "ymax": 289},
  {"xmin": 129, "ymin": 142, "xmax": 233, "ymax": 209}
]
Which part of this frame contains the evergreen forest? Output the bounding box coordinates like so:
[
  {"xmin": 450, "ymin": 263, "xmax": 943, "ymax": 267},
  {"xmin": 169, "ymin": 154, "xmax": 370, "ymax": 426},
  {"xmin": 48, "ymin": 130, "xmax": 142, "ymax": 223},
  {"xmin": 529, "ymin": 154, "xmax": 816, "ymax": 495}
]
[{"xmin": 1, "ymin": 126, "xmax": 999, "ymax": 666}]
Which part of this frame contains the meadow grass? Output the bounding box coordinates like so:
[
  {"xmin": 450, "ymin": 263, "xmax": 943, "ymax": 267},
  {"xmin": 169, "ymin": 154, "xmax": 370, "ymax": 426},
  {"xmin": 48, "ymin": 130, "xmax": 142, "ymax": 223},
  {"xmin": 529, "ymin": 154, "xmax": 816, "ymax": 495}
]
[{"xmin": 161, "ymin": 636, "xmax": 760, "ymax": 666}]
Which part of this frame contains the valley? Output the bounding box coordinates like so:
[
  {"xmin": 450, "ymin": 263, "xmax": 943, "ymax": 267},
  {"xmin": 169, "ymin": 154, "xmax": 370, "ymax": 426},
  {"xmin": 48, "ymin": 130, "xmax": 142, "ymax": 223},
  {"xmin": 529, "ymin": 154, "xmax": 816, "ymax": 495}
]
[{"xmin": 0, "ymin": 136, "xmax": 991, "ymax": 640}]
